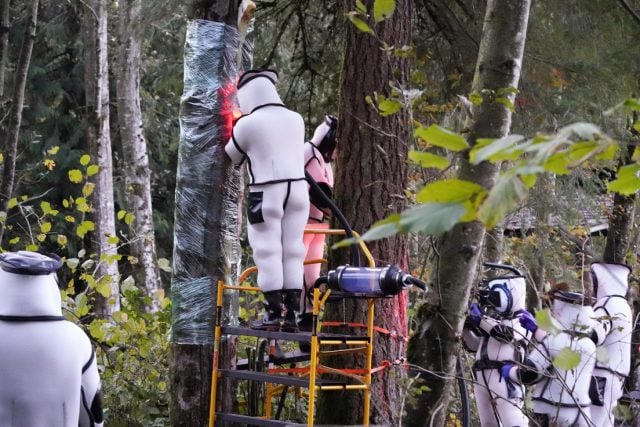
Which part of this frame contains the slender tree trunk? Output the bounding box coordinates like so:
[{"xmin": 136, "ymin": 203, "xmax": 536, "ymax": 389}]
[
  {"xmin": 0, "ymin": 0, "xmax": 9, "ymax": 99},
  {"xmin": 317, "ymin": 1, "xmax": 412, "ymax": 425},
  {"xmin": 83, "ymin": 0, "xmax": 120, "ymax": 315},
  {"xmin": 169, "ymin": 1, "xmax": 246, "ymax": 425},
  {"xmin": 116, "ymin": 0, "xmax": 162, "ymax": 311},
  {"xmin": 0, "ymin": 0, "xmax": 38, "ymax": 243},
  {"xmin": 405, "ymin": 2, "xmax": 531, "ymax": 426}
]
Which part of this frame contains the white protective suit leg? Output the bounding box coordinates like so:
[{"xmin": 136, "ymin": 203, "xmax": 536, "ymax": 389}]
[
  {"xmin": 473, "ymin": 369, "xmax": 528, "ymax": 427},
  {"xmin": 302, "ymin": 223, "xmax": 328, "ymax": 312},
  {"xmin": 281, "ymin": 179, "xmax": 309, "ymax": 291},
  {"xmin": 589, "ymin": 370, "xmax": 622, "ymax": 427},
  {"xmin": 247, "ymin": 181, "xmax": 308, "ymax": 293},
  {"xmin": 533, "ymin": 401, "xmax": 592, "ymax": 427}
]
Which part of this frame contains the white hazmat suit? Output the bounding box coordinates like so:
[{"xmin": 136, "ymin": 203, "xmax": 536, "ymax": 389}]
[
  {"xmin": 507, "ymin": 291, "xmax": 597, "ymax": 426},
  {"xmin": 462, "ymin": 275, "xmax": 531, "ymax": 427},
  {"xmin": 0, "ymin": 251, "xmax": 103, "ymax": 427},
  {"xmin": 225, "ymin": 69, "xmax": 309, "ymax": 329},
  {"xmin": 589, "ymin": 262, "xmax": 632, "ymax": 426}
]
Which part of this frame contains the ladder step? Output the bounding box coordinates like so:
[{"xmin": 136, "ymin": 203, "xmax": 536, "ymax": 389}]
[
  {"xmin": 237, "ymin": 351, "xmax": 311, "ymax": 370},
  {"xmin": 219, "ymin": 369, "xmax": 346, "ymax": 388},
  {"xmin": 222, "ymin": 326, "xmax": 370, "ymax": 343},
  {"xmin": 215, "ymin": 412, "xmax": 306, "ymax": 426}
]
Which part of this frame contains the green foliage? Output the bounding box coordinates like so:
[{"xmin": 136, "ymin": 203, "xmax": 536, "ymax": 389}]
[
  {"xmin": 553, "ymin": 347, "xmax": 581, "ymax": 371},
  {"xmin": 373, "ymin": 0, "xmax": 396, "ymax": 22}
]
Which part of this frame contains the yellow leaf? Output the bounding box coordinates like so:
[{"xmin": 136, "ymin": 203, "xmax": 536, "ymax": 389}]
[
  {"xmin": 124, "ymin": 213, "xmax": 135, "ymax": 225},
  {"xmin": 40, "ymin": 222, "xmax": 52, "ymax": 233},
  {"xmin": 47, "ymin": 146, "xmax": 60, "ymax": 155},
  {"xmin": 65, "ymin": 215, "xmax": 76, "ymax": 223},
  {"xmin": 107, "ymin": 235, "xmax": 120, "ymax": 245},
  {"xmin": 25, "ymin": 244, "xmax": 38, "ymax": 251},
  {"xmin": 57, "ymin": 235, "xmax": 68, "ymax": 246},
  {"xmin": 7, "ymin": 198, "xmax": 18, "ymax": 209},
  {"xmin": 87, "ymin": 165, "xmax": 99, "ymax": 176},
  {"xmin": 82, "ymin": 183, "xmax": 95, "ymax": 197},
  {"xmin": 9, "ymin": 237, "xmax": 20, "ymax": 244},
  {"xmin": 117, "ymin": 210, "xmax": 126, "ymax": 220},
  {"xmin": 37, "ymin": 234, "xmax": 46, "ymax": 242},
  {"xmin": 80, "ymin": 154, "xmax": 91, "ymax": 166},
  {"xmin": 68, "ymin": 169, "xmax": 83, "ymax": 183}
]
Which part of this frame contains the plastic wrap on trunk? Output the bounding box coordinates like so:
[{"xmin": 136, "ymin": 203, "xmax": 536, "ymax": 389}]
[{"xmin": 170, "ymin": 19, "xmax": 252, "ymax": 345}]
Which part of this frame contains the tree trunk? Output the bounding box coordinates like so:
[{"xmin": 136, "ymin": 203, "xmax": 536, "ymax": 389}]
[
  {"xmin": 0, "ymin": 0, "xmax": 38, "ymax": 243},
  {"xmin": 116, "ymin": 0, "xmax": 162, "ymax": 310},
  {"xmin": 83, "ymin": 0, "xmax": 120, "ymax": 316},
  {"xmin": 169, "ymin": 1, "xmax": 247, "ymax": 425},
  {"xmin": 405, "ymin": 2, "xmax": 531, "ymax": 426},
  {"xmin": 317, "ymin": 1, "xmax": 412, "ymax": 425},
  {"xmin": 0, "ymin": 0, "xmax": 9, "ymax": 99}
]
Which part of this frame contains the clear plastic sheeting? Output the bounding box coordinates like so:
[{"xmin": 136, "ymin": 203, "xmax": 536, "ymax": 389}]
[{"xmin": 171, "ymin": 19, "xmax": 252, "ymax": 345}]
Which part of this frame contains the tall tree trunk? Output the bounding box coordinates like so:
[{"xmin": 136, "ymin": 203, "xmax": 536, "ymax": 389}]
[
  {"xmin": 405, "ymin": 2, "xmax": 531, "ymax": 426},
  {"xmin": 0, "ymin": 0, "xmax": 38, "ymax": 243},
  {"xmin": 116, "ymin": 0, "xmax": 162, "ymax": 311},
  {"xmin": 0, "ymin": 0, "xmax": 9, "ymax": 99},
  {"xmin": 169, "ymin": 1, "xmax": 246, "ymax": 425},
  {"xmin": 317, "ymin": 1, "xmax": 412, "ymax": 425},
  {"xmin": 83, "ymin": 0, "xmax": 120, "ymax": 316}
]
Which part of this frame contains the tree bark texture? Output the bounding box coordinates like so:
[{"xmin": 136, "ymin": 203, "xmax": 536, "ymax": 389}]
[
  {"xmin": 170, "ymin": 2, "xmax": 246, "ymax": 424},
  {"xmin": 0, "ymin": 0, "xmax": 9, "ymax": 99},
  {"xmin": 83, "ymin": 0, "xmax": 120, "ymax": 315},
  {"xmin": 317, "ymin": 1, "xmax": 412, "ymax": 425},
  {"xmin": 603, "ymin": 142, "xmax": 636, "ymax": 264},
  {"xmin": 116, "ymin": 0, "xmax": 162, "ymax": 311},
  {"xmin": 0, "ymin": 0, "xmax": 38, "ymax": 243},
  {"xmin": 405, "ymin": 2, "xmax": 531, "ymax": 426}
]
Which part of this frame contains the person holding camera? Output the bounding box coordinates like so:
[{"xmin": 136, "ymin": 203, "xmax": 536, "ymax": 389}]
[{"xmin": 462, "ymin": 273, "xmax": 532, "ymax": 427}]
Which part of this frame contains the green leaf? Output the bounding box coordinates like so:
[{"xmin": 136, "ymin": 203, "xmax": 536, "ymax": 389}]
[
  {"xmin": 80, "ymin": 154, "xmax": 91, "ymax": 166},
  {"xmin": 355, "ymin": 0, "xmax": 367, "ymax": 13},
  {"xmin": 373, "ymin": 0, "xmax": 396, "ymax": 22},
  {"xmin": 397, "ymin": 202, "xmax": 468, "ymax": 236},
  {"xmin": 495, "ymin": 96, "xmax": 515, "ymax": 112},
  {"xmin": 40, "ymin": 222, "xmax": 52, "ymax": 233},
  {"xmin": 7, "ymin": 198, "xmax": 18, "ymax": 209},
  {"xmin": 66, "ymin": 258, "xmax": 79, "ymax": 269},
  {"xmin": 359, "ymin": 214, "xmax": 402, "ymax": 242},
  {"xmin": 544, "ymin": 153, "xmax": 571, "ymax": 175},
  {"xmin": 121, "ymin": 275, "xmax": 137, "ymax": 292},
  {"xmin": 408, "ymin": 150, "xmax": 449, "ymax": 170},
  {"xmin": 607, "ymin": 164, "xmax": 640, "ymax": 195},
  {"xmin": 477, "ymin": 175, "xmax": 528, "ymax": 228},
  {"xmin": 553, "ymin": 347, "xmax": 581, "ymax": 371},
  {"xmin": 96, "ymin": 280, "xmax": 112, "ymax": 298},
  {"xmin": 414, "ymin": 125, "xmax": 469, "ymax": 151},
  {"xmin": 535, "ymin": 309, "xmax": 560, "ymax": 335},
  {"xmin": 56, "ymin": 234, "xmax": 68, "ymax": 247},
  {"xmin": 416, "ymin": 179, "xmax": 486, "ymax": 204},
  {"xmin": 470, "ymin": 135, "xmax": 526, "ymax": 164},
  {"xmin": 346, "ymin": 12, "xmax": 374, "ymax": 34},
  {"xmin": 378, "ymin": 97, "xmax": 402, "ymax": 116},
  {"xmin": 68, "ymin": 169, "xmax": 83, "ymax": 184},
  {"xmin": 41, "ymin": 201, "xmax": 52, "ymax": 215}
]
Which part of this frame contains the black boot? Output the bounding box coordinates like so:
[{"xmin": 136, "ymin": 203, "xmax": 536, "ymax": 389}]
[
  {"xmin": 250, "ymin": 290, "xmax": 283, "ymax": 330},
  {"xmin": 282, "ymin": 289, "xmax": 301, "ymax": 332},
  {"xmin": 297, "ymin": 312, "xmax": 313, "ymax": 353}
]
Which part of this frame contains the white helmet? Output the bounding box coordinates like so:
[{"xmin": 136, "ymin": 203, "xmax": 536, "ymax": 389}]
[
  {"xmin": 310, "ymin": 115, "xmax": 338, "ymax": 162},
  {"xmin": 0, "ymin": 251, "xmax": 63, "ymax": 317},
  {"xmin": 590, "ymin": 262, "xmax": 631, "ymax": 299},
  {"xmin": 482, "ymin": 275, "xmax": 527, "ymax": 315},
  {"xmin": 236, "ymin": 69, "xmax": 282, "ymax": 114},
  {"xmin": 551, "ymin": 290, "xmax": 596, "ymax": 333}
]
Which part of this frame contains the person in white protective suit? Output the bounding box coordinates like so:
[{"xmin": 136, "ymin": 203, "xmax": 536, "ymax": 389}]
[
  {"xmin": 225, "ymin": 69, "xmax": 309, "ymax": 331},
  {"xmin": 0, "ymin": 251, "xmax": 104, "ymax": 427},
  {"xmin": 462, "ymin": 274, "xmax": 532, "ymax": 427},
  {"xmin": 588, "ymin": 262, "xmax": 632, "ymax": 426},
  {"xmin": 299, "ymin": 115, "xmax": 338, "ymax": 327},
  {"xmin": 504, "ymin": 289, "xmax": 597, "ymax": 427}
]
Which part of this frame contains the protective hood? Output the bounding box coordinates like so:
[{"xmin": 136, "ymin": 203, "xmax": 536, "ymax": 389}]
[
  {"xmin": 551, "ymin": 291, "xmax": 596, "ymax": 333},
  {"xmin": 0, "ymin": 251, "xmax": 63, "ymax": 317},
  {"xmin": 483, "ymin": 275, "xmax": 526, "ymax": 315},
  {"xmin": 236, "ymin": 69, "xmax": 282, "ymax": 114},
  {"xmin": 310, "ymin": 115, "xmax": 338, "ymax": 162},
  {"xmin": 590, "ymin": 262, "xmax": 630, "ymax": 298}
]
